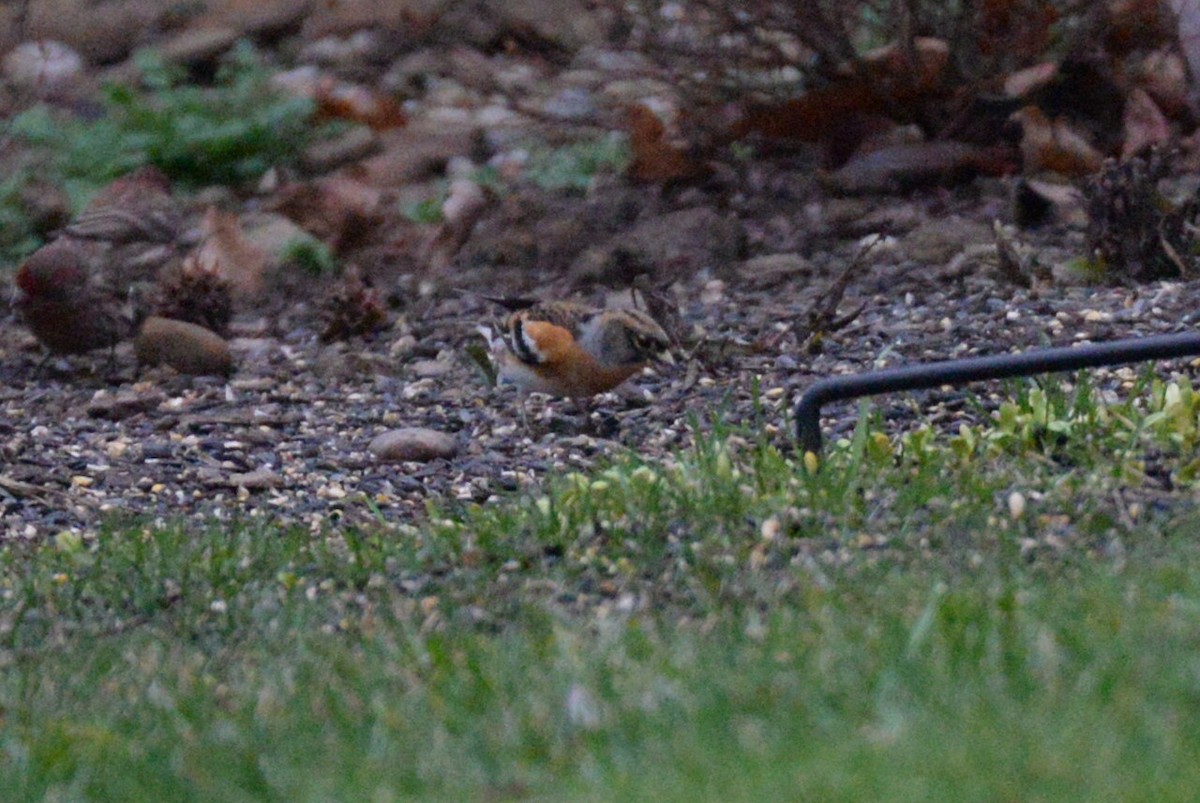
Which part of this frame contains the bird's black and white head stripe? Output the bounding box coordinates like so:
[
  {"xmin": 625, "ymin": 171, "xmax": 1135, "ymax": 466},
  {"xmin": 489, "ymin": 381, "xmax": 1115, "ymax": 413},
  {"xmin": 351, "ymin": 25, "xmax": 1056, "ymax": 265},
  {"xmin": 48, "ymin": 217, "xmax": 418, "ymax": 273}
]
[{"xmin": 507, "ymin": 316, "xmax": 545, "ymax": 365}]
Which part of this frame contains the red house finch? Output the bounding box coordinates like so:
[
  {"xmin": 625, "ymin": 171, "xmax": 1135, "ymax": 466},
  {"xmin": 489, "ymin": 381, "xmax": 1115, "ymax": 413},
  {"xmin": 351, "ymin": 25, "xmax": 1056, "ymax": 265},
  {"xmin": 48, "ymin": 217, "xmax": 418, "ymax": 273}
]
[{"xmin": 13, "ymin": 238, "xmax": 134, "ymax": 356}]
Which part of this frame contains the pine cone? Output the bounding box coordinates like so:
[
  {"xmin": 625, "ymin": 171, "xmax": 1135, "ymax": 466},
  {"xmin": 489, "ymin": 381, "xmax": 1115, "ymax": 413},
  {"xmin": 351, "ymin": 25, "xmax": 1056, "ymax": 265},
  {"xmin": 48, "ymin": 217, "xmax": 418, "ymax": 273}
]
[
  {"xmin": 320, "ymin": 266, "xmax": 387, "ymax": 342},
  {"xmin": 153, "ymin": 255, "xmax": 234, "ymax": 336}
]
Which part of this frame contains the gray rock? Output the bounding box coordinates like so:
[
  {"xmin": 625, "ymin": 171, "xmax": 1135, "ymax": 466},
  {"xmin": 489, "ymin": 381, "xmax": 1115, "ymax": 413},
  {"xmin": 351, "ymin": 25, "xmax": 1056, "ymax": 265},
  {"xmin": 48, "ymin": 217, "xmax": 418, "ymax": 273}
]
[
  {"xmin": 2, "ymin": 40, "xmax": 84, "ymax": 100},
  {"xmin": 409, "ymin": 359, "xmax": 452, "ymax": 378},
  {"xmin": 225, "ymin": 467, "xmax": 284, "ymax": 490},
  {"xmin": 901, "ymin": 217, "xmax": 995, "ymax": 265},
  {"xmin": 85, "ymin": 390, "xmax": 164, "ymax": 421},
  {"xmin": 159, "ymin": 27, "xmax": 240, "ymax": 66},
  {"xmin": 300, "ymin": 126, "xmax": 381, "ymax": 173},
  {"xmin": 370, "ymin": 428, "xmax": 458, "ymax": 463}
]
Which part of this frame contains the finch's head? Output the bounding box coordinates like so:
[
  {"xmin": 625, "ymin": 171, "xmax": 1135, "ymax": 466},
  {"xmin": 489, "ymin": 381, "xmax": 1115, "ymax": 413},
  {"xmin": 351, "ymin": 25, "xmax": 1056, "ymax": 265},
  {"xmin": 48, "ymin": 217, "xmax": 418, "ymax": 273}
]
[{"xmin": 13, "ymin": 247, "xmax": 86, "ymax": 305}]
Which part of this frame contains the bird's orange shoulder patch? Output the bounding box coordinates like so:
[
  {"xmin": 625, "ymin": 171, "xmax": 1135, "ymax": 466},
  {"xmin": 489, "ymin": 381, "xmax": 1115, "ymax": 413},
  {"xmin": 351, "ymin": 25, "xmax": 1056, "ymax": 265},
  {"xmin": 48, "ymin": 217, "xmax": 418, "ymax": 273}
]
[{"xmin": 513, "ymin": 318, "xmax": 580, "ymax": 364}]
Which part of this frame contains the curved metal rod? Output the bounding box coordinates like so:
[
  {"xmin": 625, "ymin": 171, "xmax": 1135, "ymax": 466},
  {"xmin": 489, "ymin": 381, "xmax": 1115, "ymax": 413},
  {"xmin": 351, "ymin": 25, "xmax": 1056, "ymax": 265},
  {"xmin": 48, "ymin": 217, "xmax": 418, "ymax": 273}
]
[{"xmin": 795, "ymin": 331, "xmax": 1200, "ymax": 455}]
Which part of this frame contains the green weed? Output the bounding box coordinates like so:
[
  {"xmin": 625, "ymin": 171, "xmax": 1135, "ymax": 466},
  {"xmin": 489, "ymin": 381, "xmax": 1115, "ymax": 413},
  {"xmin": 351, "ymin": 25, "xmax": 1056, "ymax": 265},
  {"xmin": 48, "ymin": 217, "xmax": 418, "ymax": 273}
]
[{"xmin": 10, "ymin": 42, "xmax": 332, "ymax": 206}]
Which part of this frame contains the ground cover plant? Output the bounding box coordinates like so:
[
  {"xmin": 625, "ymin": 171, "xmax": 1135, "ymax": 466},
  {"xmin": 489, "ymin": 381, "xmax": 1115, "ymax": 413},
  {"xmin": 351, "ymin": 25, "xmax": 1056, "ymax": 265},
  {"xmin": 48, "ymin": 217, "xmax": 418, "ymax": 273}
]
[
  {"xmin": 5, "ymin": 377, "xmax": 1200, "ymax": 798},
  {"xmin": 1, "ymin": 41, "xmax": 333, "ymax": 264}
]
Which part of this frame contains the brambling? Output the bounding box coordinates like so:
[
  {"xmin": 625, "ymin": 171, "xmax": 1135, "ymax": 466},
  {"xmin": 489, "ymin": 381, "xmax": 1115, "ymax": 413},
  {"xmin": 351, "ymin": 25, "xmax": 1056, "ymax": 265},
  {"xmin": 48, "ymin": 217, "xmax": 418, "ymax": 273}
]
[{"xmin": 480, "ymin": 296, "xmax": 675, "ymax": 422}]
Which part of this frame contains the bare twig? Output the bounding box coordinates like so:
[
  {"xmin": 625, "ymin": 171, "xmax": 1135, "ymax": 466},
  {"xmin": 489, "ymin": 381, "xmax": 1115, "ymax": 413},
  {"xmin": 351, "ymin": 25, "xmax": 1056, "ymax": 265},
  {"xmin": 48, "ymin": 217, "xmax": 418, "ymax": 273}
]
[
  {"xmin": 0, "ymin": 473, "xmax": 61, "ymax": 501},
  {"xmin": 793, "ymin": 237, "xmax": 878, "ymax": 351}
]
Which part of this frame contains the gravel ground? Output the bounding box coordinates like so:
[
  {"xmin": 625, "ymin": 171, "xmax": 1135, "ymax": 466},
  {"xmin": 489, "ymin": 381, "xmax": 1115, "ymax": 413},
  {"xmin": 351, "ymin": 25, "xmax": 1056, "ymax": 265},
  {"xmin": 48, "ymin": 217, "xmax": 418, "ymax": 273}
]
[
  {"xmin": 5, "ymin": 173, "xmax": 1200, "ymax": 540},
  {"xmin": 3, "ymin": 3, "xmax": 1197, "ymax": 539}
]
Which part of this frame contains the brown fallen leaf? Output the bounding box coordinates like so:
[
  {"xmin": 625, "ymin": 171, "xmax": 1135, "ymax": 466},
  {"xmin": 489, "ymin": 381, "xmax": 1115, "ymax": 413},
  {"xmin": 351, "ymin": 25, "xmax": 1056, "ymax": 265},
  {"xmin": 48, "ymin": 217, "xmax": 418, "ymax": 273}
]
[
  {"xmin": 732, "ymin": 83, "xmax": 883, "ymax": 146},
  {"xmin": 1133, "ymin": 49, "xmax": 1189, "ymax": 117},
  {"xmin": 316, "ymin": 80, "xmax": 406, "ymax": 130},
  {"xmin": 361, "ymin": 124, "xmax": 482, "ymax": 187},
  {"xmin": 1122, "ymin": 88, "xmax": 1172, "ymax": 160},
  {"xmin": 978, "ymin": 0, "xmax": 1059, "ymax": 62},
  {"xmin": 274, "ymin": 66, "xmax": 406, "ymax": 130},
  {"xmin": 1013, "ymin": 178, "xmax": 1087, "ymax": 229},
  {"xmin": 192, "ymin": 207, "xmax": 270, "ymax": 299},
  {"xmin": 1004, "ymin": 62, "xmax": 1059, "ymax": 99},
  {"xmin": 273, "ymin": 172, "xmax": 385, "ymax": 252},
  {"xmin": 1103, "ymin": 0, "xmax": 1173, "ymax": 55},
  {"xmin": 421, "ymin": 179, "xmax": 490, "ymax": 271},
  {"xmin": 860, "ymin": 37, "xmax": 950, "ymax": 95},
  {"xmin": 1012, "ymin": 106, "xmax": 1104, "ymax": 176},
  {"xmin": 626, "ymin": 103, "xmax": 710, "ymax": 184}
]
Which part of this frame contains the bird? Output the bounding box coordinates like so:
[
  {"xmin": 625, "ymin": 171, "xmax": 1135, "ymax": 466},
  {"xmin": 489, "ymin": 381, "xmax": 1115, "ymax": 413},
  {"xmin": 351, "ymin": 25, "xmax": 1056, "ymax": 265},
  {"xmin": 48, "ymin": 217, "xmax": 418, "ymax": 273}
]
[
  {"xmin": 11, "ymin": 167, "xmax": 184, "ymax": 368},
  {"xmin": 65, "ymin": 165, "xmax": 182, "ymax": 247},
  {"xmin": 480, "ymin": 296, "xmax": 675, "ymax": 424},
  {"xmin": 12, "ymin": 238, "xmax": 135, "ymax": 360},
  {"xmin": 63, "ymin": 165, "xmax": 186, "ymax": 289}
]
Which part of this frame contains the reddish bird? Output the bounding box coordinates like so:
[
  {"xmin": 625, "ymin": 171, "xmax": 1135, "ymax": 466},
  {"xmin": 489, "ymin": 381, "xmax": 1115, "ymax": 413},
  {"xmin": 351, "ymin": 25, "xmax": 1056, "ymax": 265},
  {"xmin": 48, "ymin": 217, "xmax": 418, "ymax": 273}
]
[
  {"xmin": 13, "ymin": 238, "xmax": 133, "ymax": 357},
  {"xmin": 12, "ymin": 167, "xmax": 185, "ymax": 361}
]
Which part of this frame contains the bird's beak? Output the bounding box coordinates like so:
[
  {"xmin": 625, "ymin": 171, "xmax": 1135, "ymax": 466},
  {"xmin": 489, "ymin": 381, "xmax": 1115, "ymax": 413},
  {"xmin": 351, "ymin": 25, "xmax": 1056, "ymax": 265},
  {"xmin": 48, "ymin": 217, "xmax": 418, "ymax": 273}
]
[{"xmin": 656, "ymin": 348, "xmax": 676, "ymax": 366}]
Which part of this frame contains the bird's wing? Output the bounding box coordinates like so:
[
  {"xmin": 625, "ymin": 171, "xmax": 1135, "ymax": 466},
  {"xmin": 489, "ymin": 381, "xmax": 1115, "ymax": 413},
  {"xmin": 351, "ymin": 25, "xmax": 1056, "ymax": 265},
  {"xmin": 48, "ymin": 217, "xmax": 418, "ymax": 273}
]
[{"xmin": 511, "ymin": 301, "xmax": 596, "ymax": 336}]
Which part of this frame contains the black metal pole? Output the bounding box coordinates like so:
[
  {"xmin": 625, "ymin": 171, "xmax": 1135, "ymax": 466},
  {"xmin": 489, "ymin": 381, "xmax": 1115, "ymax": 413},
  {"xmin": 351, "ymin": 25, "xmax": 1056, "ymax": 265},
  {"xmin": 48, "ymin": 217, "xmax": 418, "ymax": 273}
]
[{"xmin": 795, "ymin": 330, "xmax": 1200, "ymax": 455}]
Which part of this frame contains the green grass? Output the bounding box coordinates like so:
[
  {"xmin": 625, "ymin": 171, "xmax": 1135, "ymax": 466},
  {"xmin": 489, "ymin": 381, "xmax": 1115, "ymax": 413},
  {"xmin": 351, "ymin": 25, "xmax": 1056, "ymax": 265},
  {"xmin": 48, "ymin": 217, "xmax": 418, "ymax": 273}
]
[{"xmin": 5, "ymin": 375, "xmax": 1200, "ymax": 799}]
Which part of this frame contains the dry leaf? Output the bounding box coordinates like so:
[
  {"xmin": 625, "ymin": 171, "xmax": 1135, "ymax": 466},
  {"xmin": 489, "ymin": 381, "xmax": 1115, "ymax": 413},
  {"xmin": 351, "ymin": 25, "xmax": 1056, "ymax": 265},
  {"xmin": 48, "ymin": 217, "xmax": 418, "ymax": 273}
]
[
  {"xmin": 860, "ymin": 37, "xmax": 950, "ymax": 94},
  {"xmin": 361, "ymin": 125, "xmax": 481, "ymax": 186},
  {"xmin": 193, "ymin": 207, "xmax": 269, "ymax": 298},
  {"xmin": 626, "ymin": 103, "xmax": 709, "ymax": 184},
  {"xmin": 315, "ymin": 80, "xmax": 407, "ymax": 130},
  {"xmin": 1172, "ymin": 0, "xmax": 1200, "ymax": 97},
  {"xmin": 1004, "ymin": 62, "xmax": 1059, "ymax": 98},
  {"xmin": 421, "ymin": 179, "xmax": 490, "ymax": 271},
  {"xmin": 273, "ymin": 173, "xmax": 385, "ymax": 252},
  {"xmin": 1014, "ymin": 178, "xmax": 1087, "ymax": 228},
  {"xmin": 979, "ymin": 0, "xmax": 1059, "ymax": 61},
  {"xmin": 822, "ymin": 141, "xmax": 989, "ymax": 194},
  {"xmin": 733, "ymin": 84, "xmax": 882, "ymax": 146},
  {"xmin": 1104, "ymin": 0, "xmax": 1173, "ymax": 55},
  {"xmin": 274, "ymin": 67, "xmax": 406, "ymax": 131},
  {"xmin": 1133, "ymin": 49, "xmax": 1189, "ymax": 116},
  {"xmin": 1012, "ymin": 106, "xmax": 1104, "ymax": 176},
  {"xmin": 1122, "ymin": 88, "xmax": 1172, "ymax": 160}
]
